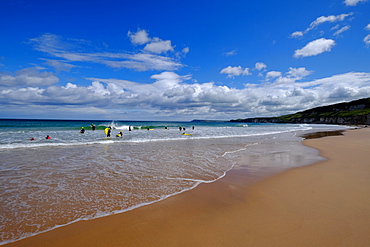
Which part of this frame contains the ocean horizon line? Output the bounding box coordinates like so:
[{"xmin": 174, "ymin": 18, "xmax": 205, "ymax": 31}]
[{"xmin": 0, "ymin": 118, "xmax": 230, "ymax": 123}]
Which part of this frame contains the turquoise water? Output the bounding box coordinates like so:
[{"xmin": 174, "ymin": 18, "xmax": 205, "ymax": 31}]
[
  {"xmin": 0, "ymin": 119, "xmax": 349, "ymax": 245},
  {"xmin": 0, "ymin": 119, "xmax": 249, "ymax": 149},
  {"xmin": 0, "ymin": 119, "xmax": 341, "ymax": 149}
]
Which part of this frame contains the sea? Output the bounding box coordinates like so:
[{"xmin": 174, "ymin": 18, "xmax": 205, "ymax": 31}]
[{"xmin": 0, "ymin": 119, "xmax": 350, "ymax": 245}]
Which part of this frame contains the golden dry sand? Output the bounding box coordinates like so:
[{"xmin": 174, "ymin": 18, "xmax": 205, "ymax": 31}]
[{"xmin": 6, "ymin": 128, "xmax": 370, "ymax": 247}]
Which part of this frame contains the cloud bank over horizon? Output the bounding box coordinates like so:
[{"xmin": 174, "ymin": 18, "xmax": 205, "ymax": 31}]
[{"xmin": 1, "ymin": 66, "xmax": 369, "ymax": 120}]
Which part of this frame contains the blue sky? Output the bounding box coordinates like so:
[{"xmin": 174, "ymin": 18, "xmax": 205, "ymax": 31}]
[{"xmin": 1, "ymin": 0, "xmax": 370, "ymax": 121}]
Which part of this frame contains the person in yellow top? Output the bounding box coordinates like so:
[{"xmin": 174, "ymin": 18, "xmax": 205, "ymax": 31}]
[{"xmin": 104, "ymin": 126, "xmax": 112, "ymax": 137}]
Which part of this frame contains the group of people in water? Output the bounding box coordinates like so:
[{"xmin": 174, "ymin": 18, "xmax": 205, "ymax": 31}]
[
  {"xmin": 104, "ymin": 126, "xmax": 123, "ymax": 137},
  {"xmin": 30, "ymin": 124, "xmax": 195, "ymax": 141},
  {"xmin": 77, "ymin": 124, "xmax": 127, "ymax": 138},
  {"xmin": 98, "ymin": 125, "xmax": 195, "ymax": 137},
  {"xmin": 83, "ymin": 125, "xmax": 127, "ymax": 137}
]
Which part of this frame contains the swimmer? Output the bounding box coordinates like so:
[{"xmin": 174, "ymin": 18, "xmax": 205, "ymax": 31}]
[
  {"xmin": 116, "ymin": 130, "xmax": 123, "ymax": 137},
  {"xmin": 46, "ymin": 135, "xmax": 51, "ymax": 139}
]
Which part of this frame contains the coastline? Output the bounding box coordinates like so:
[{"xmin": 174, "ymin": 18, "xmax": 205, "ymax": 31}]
[{"xmin": 4, "ymin": 128, "xmax": 370, "ymax": 247}]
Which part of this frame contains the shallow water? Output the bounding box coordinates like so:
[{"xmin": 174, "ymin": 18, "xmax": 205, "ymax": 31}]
[{"xmin": 0, "ymin": 120, "xmax": 349, "ymax": 245}]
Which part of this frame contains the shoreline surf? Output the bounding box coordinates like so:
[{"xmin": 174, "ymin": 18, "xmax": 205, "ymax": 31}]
[{"xmin": 4, "ymin": 128, "xmax": 367, "ymax": 246}]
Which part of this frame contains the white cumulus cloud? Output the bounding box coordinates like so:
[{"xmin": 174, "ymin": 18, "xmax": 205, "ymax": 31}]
[
  {"xmin": 266, "ymin": 71, "xmax": 282, "ymax": 78},
  {"xmin": 128, "ymin": 30, "xmax": 175, "ymax": 55},
  {"xmin": 290, "ymin": 31, "xmax": 303, "ymax": 38},
  {"xmin": 272, "ymin": 67, "xmax": 313, "ymax": 84},
  {"xmin": 144, "ymin": 39, "xmax": 174, "ymax": 54},
  {"xmin": 151, "ymin": 71, "xmax": 191, "ymax": 90},
  {"xmin": 182, "ymin": 47, "xmax": 189, "ymax": 54},
  {"xmin": 294, "ymin": 38, "xmax": 336, "ymax": 58},
  {"xmin": 287, "ymin": 67, "xmax": 313, "ymax": 79},
  {"xmin": 220, "ymin": 66, "xmax": 251, "ymax": 78},
  {"xmin": 128, "ymin": 29, "xmax": 150, "ymax": 45},
  {"xmin": 255, "ymin": 62, "xmax": 267, "ymax": 71},
  {"xmin": 344, "ymin": 0, "xmax": 367, "ymax": 6}
]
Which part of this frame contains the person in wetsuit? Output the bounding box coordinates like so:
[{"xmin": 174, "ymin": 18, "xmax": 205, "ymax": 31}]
[{"xmin": 105, "ymin": 126, "xmax": 112, "ymax": 137}]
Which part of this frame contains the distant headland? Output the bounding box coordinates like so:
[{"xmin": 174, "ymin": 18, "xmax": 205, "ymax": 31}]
[{"xmin": 230, "ymin": 97, "xmax": 370, "ymax": 126}]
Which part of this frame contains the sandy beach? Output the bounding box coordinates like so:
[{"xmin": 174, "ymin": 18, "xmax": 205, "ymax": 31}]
[{"xmin": 5, "ymin": 127, "xmax": 370, "ymax": 247}]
